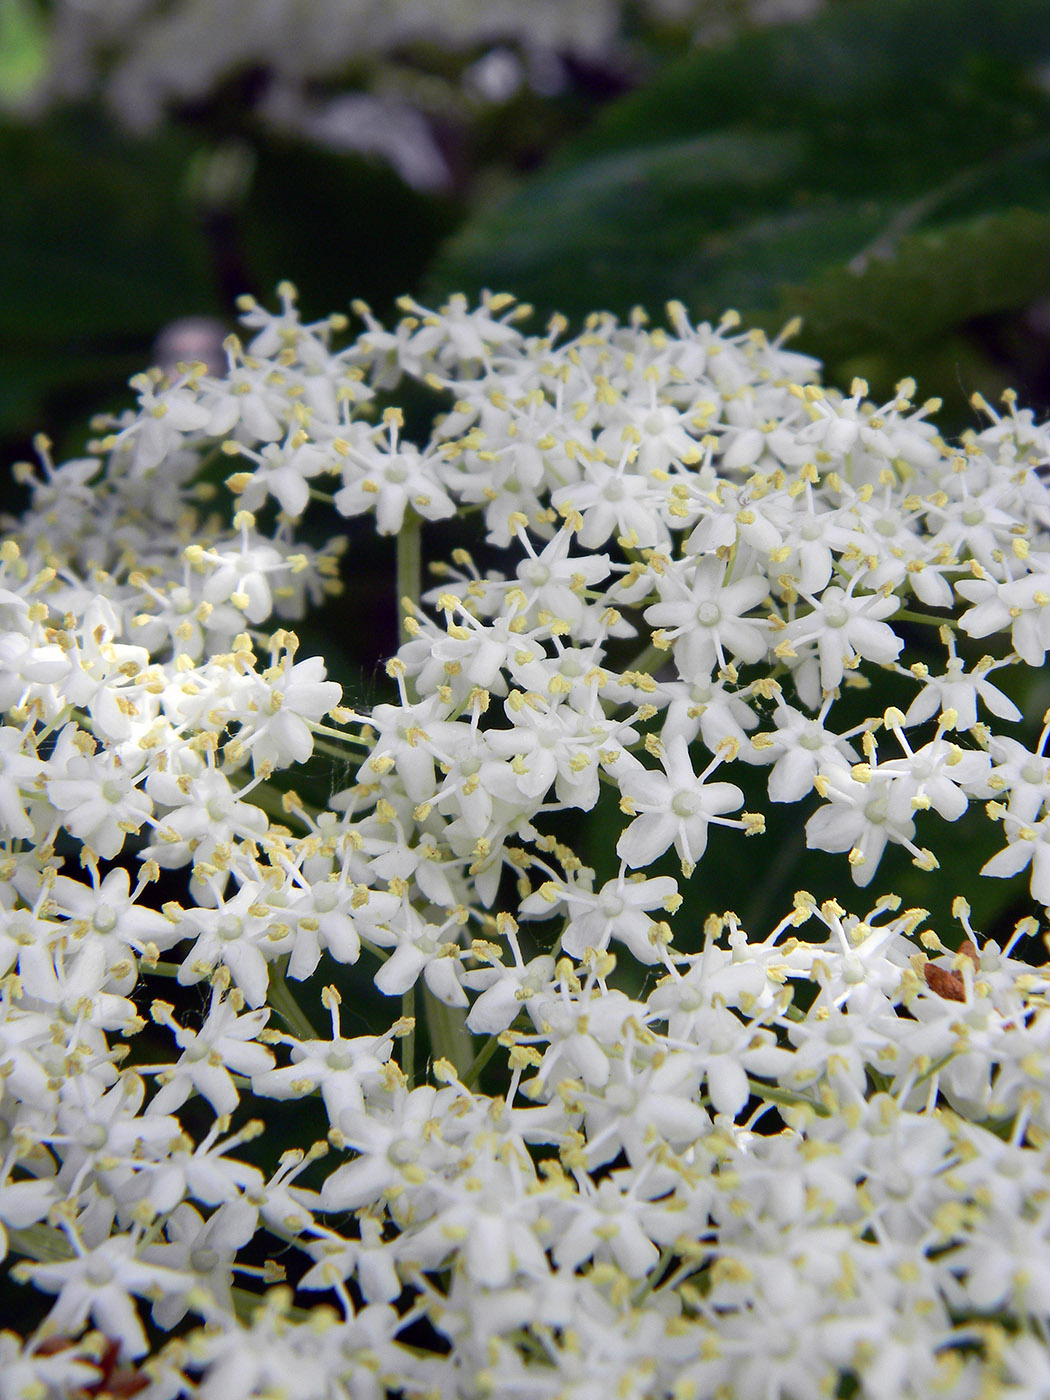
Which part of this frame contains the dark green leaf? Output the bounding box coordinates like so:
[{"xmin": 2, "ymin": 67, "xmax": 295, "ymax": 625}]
[{"xmin": 429, "ymin": 0, "xmax": 1050, "ymax": 411}]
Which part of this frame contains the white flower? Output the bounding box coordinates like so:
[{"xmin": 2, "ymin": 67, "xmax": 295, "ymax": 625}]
[
  {"xmin": 893, "ymin": 740, "xmax": 992, "ymax": 822},
  {"xmin": 534, "ymin": 869, "xmax": 679, "ymax": 963},
  {"xmin": 147, "ymin": 991, "xmax": 274, "ymax": 1116},
  {"xmin": 805, "ymin": 769, "xmax": 920, "ymax": 886},
  {"xmin": 227, "ymin": 435, "xmax": 331, "ymax": 518},
  {"xmin": 551, "ymin": 452, "xmax": 669, "ymax": 550},
  {"xmin": 784, "ymin": 999, "xmax": 895, "ymax": 1093},
  {"xmin": 358, "ymin": 692, "xmax": 450, "ymax": 803},
  {"xmin": 298, "ymin": 1214, "xmax": 401, "ymax": 1303},
  {"xmin": 404, "ymin": 1150, "xmax": 549, "ymax": 1288},
  {"xmin": 510, "ymin": 523, "xmax": 612, "ymax": 638},
  {"xmin": 321, "ymin": 1084, "xmax": 452, "ymax": 1212},
  {"xmin": 656, "ymin": 674, "xmax": 760, "ymax": 754},
  {"xmin": 644, "ymin": 554, "xmax": 770, "ymax": 680},
  {"xmin": 41, "ymin": 863, "xmax": 183, "ymax": 963},
  {"xmin": 462, "ymin": 934, "xmax": 556, "ymax": 1034},
  {"xmin": 578, "ymin": 1051, "xmax": 709, "ymax": 1168},
  {"xmin": 526, "ymin": 983, "xmax": 647, "ymax": 1093},
  {"xmin": 17, "ymin": 939, "xmax": 141, "ymax": 1035},
  {"xmin": 552, "ymin": 1173, "xmax": 661, "ymax": 1277},
  {"xmin": 984, "ymin": 729, "xmax": 1050, "ymax": 824},
  {"xmin": 144, "ymin": 765, "xmax": 268, "ymax": 874},
  {"xmin": 334, "ymin": 411, "xmax": 456, "ymax": 534},
  {"xmin": 370, "ymin": 903, "xmax": 468, "ymax": 1006},
  {"xmin": 142, "ymin": 1199, "xmax": 256, "ymax": 1326},
  {"xmin": 772, "ymin": 492, "xmax": 855, "ymax": 594},
  {"xmin": 956, "ymin": 565, "xmax": 1050, "ymax": 666},
  {"xmin": 782, "ymin": 580, "xmax": 902, "ymax": 696},
  {"xmin": 54, "ymin": 597, "xmax": 154, "ymax": 743},
  {"xmin": 281, "ymin": 873, "xmax": 364, "ymax": 981},
  {"xmin": 45, "ymin": 730, "xmax": 152, "ymax": 860},
  {"xmin": 189, "ymin": 517, "xmax": 297, "ymax": 624},
  {"xmin": 925, "ymin": 473, "xmax": 1027, "ymax": 572},
  {"xmin": 904, "ymin": 643, "xmax": 1021, "ymax": 730},
  {"xmin": 236, "ymin": 650, "xmax": 342, "ymax": 771},
  {"xmin": 981, "ymin": 813, "xmax": 1050, "ymax": 904},
  {"xmin": 485, "ymin": 690, "xmax": 628, "ymax": 811},
  {"xmin": 21, "ymin": 1231, "xmax": 192, "ymax": 1359},
  {"xmin": 175, "ymin": 880, "xmax": 293, "ymax": 1007},
  {"xmin": 759, "ymin": 699, "xmax": 859, "ymax": 803},
  {"xmin": 617, "ymin": 735, "xmax": 745, "ymax": 871},
  {"xmin": 252, "ymin": 990, "xmax": 393, "ymax": 1123}
]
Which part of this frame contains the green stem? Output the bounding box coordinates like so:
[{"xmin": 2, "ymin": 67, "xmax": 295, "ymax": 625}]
[
  {"xmin": 623, "ymin": 639, "xmax": 668, "ymax": 681},
  {"xmin": 631, "ymin": 1245, "xmax": 675, "ymax": 1306},
  {"xmin": 912, "ymin": 1050, "xmax": 956, "ymax": 1087},
  {"xmin": 462, "ymin": 1032, "xmax": 500, "ymax": 1089},
  {"xmin": 424, "ymin": 987, "xmax": 474, "ymax": 1078},
  {"xmin": 402, "ymin": 983, "xmax": 416, "ymax": 1088},
  {"xmin": 268, "ymin": 962, "xmax": 319, "ymax": 1040},
  {"xmin": 309, "ymin": 730, "xmax": 370, "ymax": 755},
  {"xmin": 230, "ymin": 1285, "xmax": 312, "ymax": 1325},
  {"xmin": 396, "ymin": 508, "xmax": 423, "ymax": 649},
  {"xmin": 748, "ymin": 1077, "xmax": 831, "ymax": 1117},
  {"xmin": 8, "ymin": 1223, "xmax": 74, "ymax": 1265}
]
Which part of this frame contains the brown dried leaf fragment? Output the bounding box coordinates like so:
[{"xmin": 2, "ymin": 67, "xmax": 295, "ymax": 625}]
[{"xmin": 923, "ymin": 940, "xmax": 980, "ymax": 1002}]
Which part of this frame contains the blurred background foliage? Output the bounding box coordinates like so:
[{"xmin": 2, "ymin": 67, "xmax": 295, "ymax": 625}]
[
  {"xmin": 434, "ymin": 0, "xmax": 1050, "ymax": 429},
  {"xmin": 2, "ymin": 0, "xmax": 1050, "ymax": 948},
  {"xmin": 8, "ymin": 0, "xmax": 1050, "ymax": 453},
  {"xmin": 3, "ymin": 0, "xmax": 1050, "ymax": 459}
]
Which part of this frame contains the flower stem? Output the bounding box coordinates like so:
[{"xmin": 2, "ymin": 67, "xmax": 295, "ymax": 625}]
[
  {"xmin": 268, "ymin": 962, "xmax": 318, "ymax": 1040},
  {"xmin": 748, "ymin": 1077, "xmax": 831, "ymax": 1117},
  {"xmin": 308, "ymin": 722, "xmax": 371, "ymax": 748},
  {"xmin": 623, "ymin": 639, "xmax": 668, "ymax": 681},
  {"xmin": 396, "ymin": 508, "xmax": 423, "ymax": 648},
  {"xmin": 230, "ymin": 1285, "xmax": 312, "ymax": 1325},
  {"xmin": 402, "ymin": 984, "xmax": 416, "ymax": 1088},
  {"xmin": 7, "ymin": 1223, "xmax": 74, "ymax": 1265},
  {"xmin": 150, "ymin": 961, "xmax": 182, "ymax": 978},
  {"xmin": 462, "ymin": 1032, "xmax": 500, "ymax": 1089},
  {"xmin": 423, "ymin": 987, "xmax": 474, "ymax": 1077}
]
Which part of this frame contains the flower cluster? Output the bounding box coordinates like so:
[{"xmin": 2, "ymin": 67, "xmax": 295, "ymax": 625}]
[{"xmin": 3, "ymin": 286, "xmax": 1050, "ymax": 1398}]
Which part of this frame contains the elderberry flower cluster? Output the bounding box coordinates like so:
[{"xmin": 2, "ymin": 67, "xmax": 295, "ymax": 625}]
[{"xmin": 3, "ymin": 286, "xmax": 1050, "ymax": 1398}]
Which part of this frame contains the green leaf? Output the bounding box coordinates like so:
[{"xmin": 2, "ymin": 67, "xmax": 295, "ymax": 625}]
[
  {"xmin": 429, "ymin": 0, "xmax": 1050, "ymax": 404},
  {"xmin": 777, "ymin": 206, "xmax": 1050, "ymax": 360}
]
